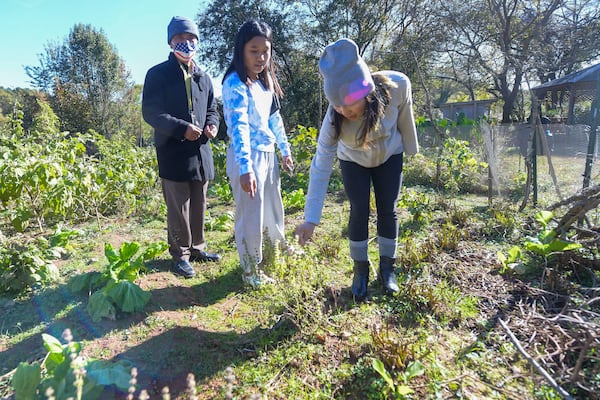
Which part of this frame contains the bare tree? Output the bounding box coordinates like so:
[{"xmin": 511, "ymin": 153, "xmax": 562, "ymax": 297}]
[
  {"xmin": 439, "ymin": 0, "xmax": 562, "ymax": 122},
  {"xmin": 534, "ymin": 0, "xmax": 600, "ymax": 83}
]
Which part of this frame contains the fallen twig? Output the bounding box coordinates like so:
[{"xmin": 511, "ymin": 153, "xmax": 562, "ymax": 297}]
[{"xmin": 498, "ymin": 318, "xmax": 574, "ymax": 400}]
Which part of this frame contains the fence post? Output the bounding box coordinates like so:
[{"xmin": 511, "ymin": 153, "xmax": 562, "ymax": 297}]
[
  {"xmin": 531, "ymin": 101, "xmax": 539, "ymax": 206},
  {"xmin": 582, "ymin": 77, "xmax": 600, "ymax": 189}
]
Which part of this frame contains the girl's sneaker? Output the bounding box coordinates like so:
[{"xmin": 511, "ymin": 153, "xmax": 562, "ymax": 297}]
[{"xmin": 243, "ymin": 270, "xmax": 275, "ymax": 288}]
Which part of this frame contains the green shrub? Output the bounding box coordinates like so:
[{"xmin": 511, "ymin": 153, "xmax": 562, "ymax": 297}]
[
  {"xmin": 68, "ymin": 241, "xmax": 167, "ymax": 321},
  {"xmin": 11, "ymin": 330, "xmax": 131, "ymax": 400}
]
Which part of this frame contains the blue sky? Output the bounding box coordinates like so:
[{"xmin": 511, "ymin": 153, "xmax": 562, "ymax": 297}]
[{"xmin": 0, "ymin": 0, "xmax": 221, "ymax": 92}]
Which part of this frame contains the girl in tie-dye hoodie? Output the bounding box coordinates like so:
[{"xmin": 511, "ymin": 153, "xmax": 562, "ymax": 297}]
[{"xmin": 222, "ymin": 20, "xmax": 294, "ymax": 288}]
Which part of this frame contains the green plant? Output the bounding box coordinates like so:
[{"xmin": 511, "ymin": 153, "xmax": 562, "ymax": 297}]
[
  {"xmin": 208, "ymin": 180, "xmax": 233, "ymax": 203},
  {"xmin": 205, "ymin": 210, "xmax": 234, "ymax": 231},
  {"xmin": 437, "ymin": 221, "xmax": 463, "ymax": 251},
  {"xmin": 498, "ymin": 211, "xmax": 582, "ymax": 274},
  {"xmin": 0, "ymin": 227, "xmax": 78, "ymax": 294},
  {"xmin": 287, "ymin": 125, "xmax": 317, "ymax": 173},
  {"xmin": 283, "ymin": 188, "xmax": 305, "ymax": 212},
  {"xmin": 372, "ymin": 358, "xmax": 425, "ymax": 399},
  {"xmin": 11, "ymin": 329, "xmax": 131, "ymax": 400},
  {"xmin": 402, "ymin": 153, "xmax": 435, "ymax": 188},
  {"xmin": 68, "ymin": 241, "xmax": 167, "ymax": 321},
  {"xmin": 524, "ymin": 211, "xmax": 582, "ymax": 257},
  {"xmin": 280, "ymin": 125, "xmax": 317, "ymax": 194},
  {"xmin": 0, "ymin": 128, "xmax": 159, "ymax": 233},
  {"xmin": 398, "ymin": 189, "xmax": 433, "ymax": 224},
  {"xmin": 438, "ymin": 138, "xmax": 487, "ymax": 193},
  {"xmin": 481, "ymin": 203, "xmax": 519, "ymax": 239}
]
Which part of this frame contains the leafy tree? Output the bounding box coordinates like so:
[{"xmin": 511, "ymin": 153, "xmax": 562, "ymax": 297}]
[
  {"xmin": 0, "ymin": 87, "xmax": 50, "ymax": 133},
  {"xmin": 196, "ymin": 0, "xmax": 599, "ymax": 127},
  {"xmin": 30, "ymin": 98, "xmax": 60, "ymax": 135},
  {"xmin": 533, "ymin": 0, "xmax": 600, "ymax": 83},
  {"xmin": 25, "ymin": 24, "xmax": 134, "ymax": 136},
  {"xmin": 196, "ymin": 0, "xmax": 322, "ymax": 128},
  {"xmin": 0, "ymin": 87, "xmax": 15, "ymax": 116},
  {"xmin": 196, "ymin": 0, "xmax": 296, "ymax": 74}
]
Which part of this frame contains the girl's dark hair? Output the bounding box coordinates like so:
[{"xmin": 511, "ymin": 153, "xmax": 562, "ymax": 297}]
[
  {"xmin": 332, "ymin": 73, "xmax": 395, "ymax": 147},
  {"xmin": 222, "ymin": 19, "xmax": 283, "ymax": 97}
]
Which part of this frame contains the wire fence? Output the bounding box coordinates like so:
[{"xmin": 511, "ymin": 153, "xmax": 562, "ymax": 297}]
[{"xmin": 417, "ymin": 122, "xmax": 600, "ymax": 209}]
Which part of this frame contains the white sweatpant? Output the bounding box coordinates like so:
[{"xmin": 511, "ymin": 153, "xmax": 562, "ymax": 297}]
[{"xmin": 226, "ymin": 146, "xmax": 286, "ymax": 272}]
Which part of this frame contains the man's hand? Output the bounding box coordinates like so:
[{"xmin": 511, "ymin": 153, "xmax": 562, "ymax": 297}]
[
  {"xmin": 184, "ymin": 123, "xmax": 203, "ymax": 141},
  {"xmin": 203, "ymin": 124, "xmax": 217, "ymax": 139},
  {"xmin": 295, "ymin": 222, "xmax": 316, "ymax": 245}
]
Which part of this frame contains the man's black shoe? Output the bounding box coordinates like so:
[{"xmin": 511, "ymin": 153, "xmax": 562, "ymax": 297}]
[
  {"xmin": 171, "ymin": 260, "xmax": 195, "ymax": 278},
  {"xmin": 190, "ymin": 250, "xmax": 220, "ymax": 262}
]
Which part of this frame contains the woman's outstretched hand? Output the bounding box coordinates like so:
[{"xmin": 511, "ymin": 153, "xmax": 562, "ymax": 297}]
[{"xmin": 295, "ymin": 222, "xmax": 316, "ymax": 245}]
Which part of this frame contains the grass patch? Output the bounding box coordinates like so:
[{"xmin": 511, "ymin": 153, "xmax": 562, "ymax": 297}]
[{"xmin": 2, "ymin": 182, "xmax": 595, "ymax": 398}]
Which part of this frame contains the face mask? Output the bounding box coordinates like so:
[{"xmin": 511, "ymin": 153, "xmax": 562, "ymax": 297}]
[{"xmin": 173, "ymin": 41, "xmax": 197, "ymax": 60}]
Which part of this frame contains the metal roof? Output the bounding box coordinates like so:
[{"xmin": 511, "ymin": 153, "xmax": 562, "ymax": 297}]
[{"xmin": 532, "ymin": 62, "xmax": 600, "ymax": 95}]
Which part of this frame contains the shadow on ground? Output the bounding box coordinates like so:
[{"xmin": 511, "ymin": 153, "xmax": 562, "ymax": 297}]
[
  {"xmin": 103, "ymin": 317, "xmax": 298, "ymax": 398},
  {"xmin": 0, "ymin": 261, "xmax": 245, "ymax": 377}
]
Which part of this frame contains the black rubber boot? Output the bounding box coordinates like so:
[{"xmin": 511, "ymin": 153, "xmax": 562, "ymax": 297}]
[
  {"xmin": 379, "ymin": 256, "xmax": 399, "ymax": 294},
  {"xmin": 351, "ymin": 260, "xmax": 370, "ymax": 301}
]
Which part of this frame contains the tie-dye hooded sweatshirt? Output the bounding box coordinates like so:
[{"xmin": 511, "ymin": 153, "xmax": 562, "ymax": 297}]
[{"xmin": 222, "ymin": 72, "xmax": 291, "ymax": 176}]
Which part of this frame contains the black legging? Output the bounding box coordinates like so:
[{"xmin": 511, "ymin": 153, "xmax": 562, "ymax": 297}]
[{"xmin": 340, "ymin": 153, "xmax": 403, "ymax": 242}]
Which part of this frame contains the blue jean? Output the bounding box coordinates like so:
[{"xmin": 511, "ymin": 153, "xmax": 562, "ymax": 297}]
[{"xmin": 339, "ymin": 153, "xmax": 404, "ymax": 242}]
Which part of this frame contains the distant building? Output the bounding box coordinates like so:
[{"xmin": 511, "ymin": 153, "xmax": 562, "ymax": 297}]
[{"xmin": 438, "ymin": 99, "xmax": 496, "ymax": 121}]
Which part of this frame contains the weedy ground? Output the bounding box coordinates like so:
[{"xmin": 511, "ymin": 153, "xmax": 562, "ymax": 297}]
[
  {"xmin": 1, "ymin": 187, "xmax": 568, "ymax": 400},
  {"xmin": 2, "ymin": 143, "xmax": 599, "ymax": 399}
]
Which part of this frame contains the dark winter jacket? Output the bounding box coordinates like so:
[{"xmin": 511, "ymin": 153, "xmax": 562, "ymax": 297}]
[{"xmin": 142, "ymin": 53, "xmax": 219, "ymax": 182}]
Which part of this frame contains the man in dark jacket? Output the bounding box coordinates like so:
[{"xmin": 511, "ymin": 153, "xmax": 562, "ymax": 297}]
[{"xmin": 142, "ymin": 16, "xmax": 220, "ymax": 278}]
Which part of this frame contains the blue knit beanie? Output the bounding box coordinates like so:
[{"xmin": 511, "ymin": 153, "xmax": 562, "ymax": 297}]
[
  {"xmin": 167, "ymin": 16, "xmax": 199, "ymax": 44},
  {"xmin": 319, "ymin": 39, "xmax": 374, "ymax": 106}
]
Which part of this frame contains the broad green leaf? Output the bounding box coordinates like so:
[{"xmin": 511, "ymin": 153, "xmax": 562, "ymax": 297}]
[
  {"xmin": 87, "ymin": 359, "xmax": 134, "ymax": 390},
  {"xmin": 104, "ymin": 242, "xmax": 119, "ymax": 263},
  {"xmin": 117, "ymin": 264, "xmax": 140, "ymax": 282},
  {"xmin": 131, "ymin": 255, "xmax": 145, "ymax": 269},
  {"xmin": 372, "ymin": 358, "xmax": 395, "ymax": 390},
  {"xmin": 534, "ymin": 210, "xmax": 554, "ymax": 228},
  {"xmin": 88, "ymin": 290, "xmax": 116, "ymax": 321},
  {"xmin": 539, "ymin": 229, "xmax": 557, "ymax": 243},
  {"xmin": 43, "ymin": 350, "xmax": 66, "ymax": 373},
  {"xmin": 106, "ymin": 281, "xmax": 150, "ymax": 313},
  {"xmin": 68, "ymin": 271, "xmax": 104, "ymax": 293},
  {"xmin": 405, "ymin": 360, "xmax": 425, "ymax": 381},
  {"xmin": 12, "ymin": 362, "xmax": 41, "ymax": 400},
  {"xmin": 67, "ymin": 273, "xmax": 90, "ymax": 292},
  {"xmin": 547, "ymin": 239, "xmax": 582, "ymax": 253},
  {"xmin": 42, "ymin": 333, "xmax": 64, "ymax": 354},
  {"xmin": 507, "ymin": 246, "xmax": 521, "ymax": 263},
  {"xmin": 118, "ymin": 241, "xmax": 140, "ymax": 261},
  {"xmin": 141, "ymin": 241, "xmax": 168, "ymax": 260},
  {"xmin": 396, "ymin": 385, "xmax": 414, "ymax": 395},
  {"xmin": 524, "ymin": 241, "xmax": 546, "ymax": 255}
]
